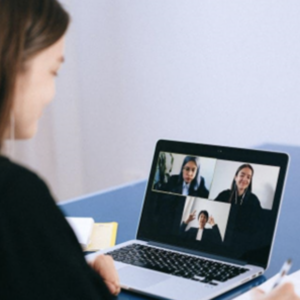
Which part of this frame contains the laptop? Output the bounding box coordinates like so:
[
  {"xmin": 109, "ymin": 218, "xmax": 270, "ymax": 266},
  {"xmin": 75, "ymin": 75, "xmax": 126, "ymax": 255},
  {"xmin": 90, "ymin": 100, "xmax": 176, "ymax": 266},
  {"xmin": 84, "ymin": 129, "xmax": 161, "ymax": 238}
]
[{"xmin": 87, "ymin": 140, "xmax": 289, "ymax": 300}]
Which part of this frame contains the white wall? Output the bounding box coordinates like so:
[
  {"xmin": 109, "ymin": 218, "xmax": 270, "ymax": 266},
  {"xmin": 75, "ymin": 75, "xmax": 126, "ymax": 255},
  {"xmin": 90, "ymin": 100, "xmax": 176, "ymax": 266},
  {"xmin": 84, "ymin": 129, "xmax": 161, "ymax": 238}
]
[{"xmin": 12, "ymin": 0, "xmax": 300, "ymax": 202}]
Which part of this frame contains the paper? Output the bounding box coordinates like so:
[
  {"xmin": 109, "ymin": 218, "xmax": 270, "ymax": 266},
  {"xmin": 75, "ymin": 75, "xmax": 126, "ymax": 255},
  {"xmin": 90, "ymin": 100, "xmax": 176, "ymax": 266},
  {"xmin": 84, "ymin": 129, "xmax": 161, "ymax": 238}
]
[
  {"xmin": 66, "ymin": 217, "xmax": 94, "ymax": 249},
  {"xmin": 66, "ymin": 217, "xmax": 118, "ymax": 251},
  {"xmin": 233, "ymin": 270, "xmax": 300, "ymax": 300},
  {"xmin": 86, "ymin": 222, "xmax": 118, "ymax": 251}
]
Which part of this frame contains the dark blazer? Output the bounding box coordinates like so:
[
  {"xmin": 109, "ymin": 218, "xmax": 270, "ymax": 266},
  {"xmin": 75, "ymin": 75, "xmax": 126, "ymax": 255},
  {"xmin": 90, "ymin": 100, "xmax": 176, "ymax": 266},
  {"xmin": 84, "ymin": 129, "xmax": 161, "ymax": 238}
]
[
  {"xmin": 179, "ymin": 222, "xmax": 222, "ymax": 244},
  {"xmin": 163, "ymin": 175, "xmax": 209, "ymax": 198}
]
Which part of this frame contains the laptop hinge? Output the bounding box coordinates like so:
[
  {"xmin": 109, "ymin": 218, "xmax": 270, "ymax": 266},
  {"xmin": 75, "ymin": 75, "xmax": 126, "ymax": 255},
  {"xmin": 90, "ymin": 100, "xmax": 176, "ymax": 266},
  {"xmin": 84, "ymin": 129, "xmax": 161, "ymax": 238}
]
[{"xmin": 147, "ymin": 241, "xmax": 248, "ymax": 266}]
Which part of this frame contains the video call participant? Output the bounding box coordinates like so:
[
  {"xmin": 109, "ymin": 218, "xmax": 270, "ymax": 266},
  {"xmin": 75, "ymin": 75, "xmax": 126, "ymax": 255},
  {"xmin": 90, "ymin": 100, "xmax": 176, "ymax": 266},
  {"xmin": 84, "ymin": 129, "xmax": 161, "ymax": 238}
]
[
  {"xmin": 214, "ymin": 164, "xmax": 265, "ymax": 258},
  {"xmin": 180, "ymin": 210, "xmax": 222, "ymax": 244},
  {"xmin": 161, "ymin": 156, "xmax": 209, "ymax": 198},
  {"xmin": 214, "ymin": 164, "xmax": 261, "ymax": 208}
]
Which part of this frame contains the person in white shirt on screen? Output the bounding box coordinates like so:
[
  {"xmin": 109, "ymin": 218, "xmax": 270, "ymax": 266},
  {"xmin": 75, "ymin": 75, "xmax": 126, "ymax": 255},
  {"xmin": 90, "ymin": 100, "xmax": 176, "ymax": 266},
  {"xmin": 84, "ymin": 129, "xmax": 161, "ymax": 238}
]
[{"xmin": 180, "ymin": 210, "xmax": 222, "ymax": 244}]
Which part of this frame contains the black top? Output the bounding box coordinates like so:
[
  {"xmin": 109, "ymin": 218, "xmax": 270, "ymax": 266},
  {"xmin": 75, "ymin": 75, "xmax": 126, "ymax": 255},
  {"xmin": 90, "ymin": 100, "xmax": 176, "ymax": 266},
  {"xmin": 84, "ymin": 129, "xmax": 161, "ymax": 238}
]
[
  {"xmin": 215, "ymin": 189, "xmax": 261, "ymax": 208},
  {"xmin": 161, "ymin": 175, "xmax": 209, "ymax": 198},
  {"xmin": 215, "ymin": 189, "xmax": 262, "ymax": 235},
  {"xmin": 0, "ymin": 156, "xmax": 113, "ymax": 300},
  {"xmin": 215, "ymin": 189, "xmax": 264, "ymax": 257}
]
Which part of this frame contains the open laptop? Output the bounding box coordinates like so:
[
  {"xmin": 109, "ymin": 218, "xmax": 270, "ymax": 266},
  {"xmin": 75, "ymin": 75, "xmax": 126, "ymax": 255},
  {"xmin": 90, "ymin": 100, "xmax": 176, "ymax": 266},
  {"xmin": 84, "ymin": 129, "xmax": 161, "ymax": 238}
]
[{"xmin": 87, "ymin": 140, "xmax": 289, "ymax": 300}]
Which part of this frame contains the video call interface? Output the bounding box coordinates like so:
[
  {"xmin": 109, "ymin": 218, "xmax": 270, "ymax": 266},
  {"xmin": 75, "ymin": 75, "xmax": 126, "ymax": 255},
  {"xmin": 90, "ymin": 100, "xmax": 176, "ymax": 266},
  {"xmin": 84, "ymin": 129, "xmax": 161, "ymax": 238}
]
[{"xmin": 138, "ymin": 151, "xmax": 281, "ymax": 267}]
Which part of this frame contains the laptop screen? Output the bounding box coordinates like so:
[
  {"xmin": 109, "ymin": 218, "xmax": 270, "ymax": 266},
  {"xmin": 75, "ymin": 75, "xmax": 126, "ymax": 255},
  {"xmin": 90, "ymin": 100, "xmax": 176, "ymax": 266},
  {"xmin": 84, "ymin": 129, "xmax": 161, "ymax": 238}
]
[{"xmin": 137, "ymin": 140, "xmax": 289, "ymax": 269}]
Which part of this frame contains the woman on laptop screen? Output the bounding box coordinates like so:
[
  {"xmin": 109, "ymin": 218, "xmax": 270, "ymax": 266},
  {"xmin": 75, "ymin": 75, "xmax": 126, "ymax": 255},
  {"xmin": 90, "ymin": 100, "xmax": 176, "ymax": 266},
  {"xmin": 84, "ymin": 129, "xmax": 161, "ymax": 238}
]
[
  {"xmin": 214, "ymin": 164, "xmax": 261, "ymax": 207},
  {"xmin": 161, "ymin": 156, "xmax": 209, "ymax": 198},
  {"xmin": 0, "ymin": 1, "xmax": 119, "ymax": 299},
  {"xmin": 214, "ymin": 164, "xmax": 264, "ymax": 254}
]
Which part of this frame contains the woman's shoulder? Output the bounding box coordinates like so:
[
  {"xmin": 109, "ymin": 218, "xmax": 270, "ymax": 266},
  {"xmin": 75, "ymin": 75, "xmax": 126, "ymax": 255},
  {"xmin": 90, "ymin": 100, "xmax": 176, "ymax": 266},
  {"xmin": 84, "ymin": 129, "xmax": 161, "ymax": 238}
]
[
  {"xmin": 169, "ymin": 174, "xmax": 179, "ymax": 181},
  {"xmin": 0, "ymin": 155, "xmax": 54, "ymax": 204},
  {"xmin": 249, "ymin": 192, "xmax": 259, "ymax": 199},
  {"xmin": 167, "ymin": 174, "xmax": 180, "ymax": 185},
  {"xmin": 0, "ymin": 155, "xmax": 39, "ymax": 178},
  {"xmin": 0, "ymin": 156, "xmax": 71, "ymax": 251},
  {"xmin": 214, "ymin": 189, "xmax": 231, "ymax": 202},
  {"xmin": 216, "ymin": 189, "xmax": 231, "ymax": 197},
  {"xmin": 248, "ymin": 192, "xmax": 261, "ymax": 207}
]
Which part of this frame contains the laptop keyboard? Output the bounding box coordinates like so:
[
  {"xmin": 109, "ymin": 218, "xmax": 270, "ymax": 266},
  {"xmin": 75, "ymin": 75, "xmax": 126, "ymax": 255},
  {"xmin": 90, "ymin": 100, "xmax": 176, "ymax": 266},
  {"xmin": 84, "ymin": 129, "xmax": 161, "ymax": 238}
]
[{"xmin": 107, "ymin": 244, "xmax": 249, "ymax": 285}]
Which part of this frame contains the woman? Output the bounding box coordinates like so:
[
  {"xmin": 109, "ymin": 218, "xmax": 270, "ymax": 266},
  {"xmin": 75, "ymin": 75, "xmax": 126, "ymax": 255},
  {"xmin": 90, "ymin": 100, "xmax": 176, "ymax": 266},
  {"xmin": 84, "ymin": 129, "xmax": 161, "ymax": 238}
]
[
  {"xmin": 215, "ymin": 164, "xmax": 261, "ymax": 207},
  {"xmin": 215, "ymin": 164, "xmax": 265, "ymax": 264},
  {"xmin": 180, "ymin": 210, "xmax": 222, "ymax": 244},
  {"xmin": 0, "ymin": 1, "xmax": 119, "ymax": 299},
  {"xmin": 163, "ymin": 156, "xmax": 209, "ymax": 198},
  {"xmin": 0, "ymin": 2, "xmax": 297, "ymax": 300}
]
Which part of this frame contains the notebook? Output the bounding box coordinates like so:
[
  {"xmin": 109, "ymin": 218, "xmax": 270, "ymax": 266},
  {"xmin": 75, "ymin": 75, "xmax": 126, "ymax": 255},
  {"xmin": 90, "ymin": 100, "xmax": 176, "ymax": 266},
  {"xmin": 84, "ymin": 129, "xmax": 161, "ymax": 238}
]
[
  {"xmin": 65, "ymin": 217, "xmax": 118, "ymax": 251},
  {"xmin": 86, "ymin": 140, "xmax": 289, "ymax": 300}
]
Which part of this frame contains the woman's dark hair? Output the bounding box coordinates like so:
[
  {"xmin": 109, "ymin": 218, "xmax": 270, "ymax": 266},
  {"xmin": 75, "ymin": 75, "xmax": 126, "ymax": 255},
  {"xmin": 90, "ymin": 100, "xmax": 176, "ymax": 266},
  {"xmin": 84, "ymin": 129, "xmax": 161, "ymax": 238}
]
[
  {"xmin": 0, "ymin": 0, "xmax": 70, "ymax": 148},
  {"xmin": 198, "ymin": 210, "xmax": 209, "ymax": 221},
  {"xmin": 178, "ymin": 156, "xmax": 201, "ymax": 192},
  {"xmin": 229, "ymin": 164, "xmax": 254, "ymax": 203}
]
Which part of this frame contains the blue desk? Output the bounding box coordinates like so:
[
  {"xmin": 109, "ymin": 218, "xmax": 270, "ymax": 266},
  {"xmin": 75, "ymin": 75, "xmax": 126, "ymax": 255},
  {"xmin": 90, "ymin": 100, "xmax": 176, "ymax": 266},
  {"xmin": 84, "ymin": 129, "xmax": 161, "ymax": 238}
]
[{"xmin": 59, "ymin": 144, "xmax": 300, "ymax": 299}]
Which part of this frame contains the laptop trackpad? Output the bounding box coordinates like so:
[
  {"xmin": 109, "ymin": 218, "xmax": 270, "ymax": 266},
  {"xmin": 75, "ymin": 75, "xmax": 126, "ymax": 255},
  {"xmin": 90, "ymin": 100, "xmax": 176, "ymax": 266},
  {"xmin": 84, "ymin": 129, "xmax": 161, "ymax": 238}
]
[{"xmin": 118, "ymin": 266, "xmax": 169, "ymax": 289}]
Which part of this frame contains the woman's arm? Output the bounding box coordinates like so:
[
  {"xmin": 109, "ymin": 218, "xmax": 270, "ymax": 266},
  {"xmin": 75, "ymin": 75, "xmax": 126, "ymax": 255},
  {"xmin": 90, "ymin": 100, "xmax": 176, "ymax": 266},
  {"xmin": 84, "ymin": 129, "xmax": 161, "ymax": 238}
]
[{"xmin": 185, "ymin": 210, "xmax": 196, "ymax": 224}]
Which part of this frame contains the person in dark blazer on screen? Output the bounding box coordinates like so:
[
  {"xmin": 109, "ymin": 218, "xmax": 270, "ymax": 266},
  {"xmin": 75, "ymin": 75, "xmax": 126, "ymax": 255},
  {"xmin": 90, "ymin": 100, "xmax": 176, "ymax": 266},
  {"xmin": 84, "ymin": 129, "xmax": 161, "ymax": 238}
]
[
  {"xmin": 180, "ymin": 210, "xmax": 222, "ymax": 244},
  {"xmin": 162, "ymin": 156, "xmax": 209, "ymax": 198}
]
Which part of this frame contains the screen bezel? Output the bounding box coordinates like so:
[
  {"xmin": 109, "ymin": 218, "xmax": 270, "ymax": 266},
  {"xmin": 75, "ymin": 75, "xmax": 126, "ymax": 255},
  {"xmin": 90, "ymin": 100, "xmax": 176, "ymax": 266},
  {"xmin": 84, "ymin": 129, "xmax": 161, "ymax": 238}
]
[{"xmin": 136, "ymin": 139, "xmax": 289, "ymax": 269}]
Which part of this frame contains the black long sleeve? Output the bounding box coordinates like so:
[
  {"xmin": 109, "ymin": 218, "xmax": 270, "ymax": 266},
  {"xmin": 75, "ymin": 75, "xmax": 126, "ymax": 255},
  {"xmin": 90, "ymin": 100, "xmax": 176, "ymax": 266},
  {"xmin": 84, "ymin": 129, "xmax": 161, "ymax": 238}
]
[{"xmin": 0, "ymin": 156, "xmax": 113, "ymax": 300}]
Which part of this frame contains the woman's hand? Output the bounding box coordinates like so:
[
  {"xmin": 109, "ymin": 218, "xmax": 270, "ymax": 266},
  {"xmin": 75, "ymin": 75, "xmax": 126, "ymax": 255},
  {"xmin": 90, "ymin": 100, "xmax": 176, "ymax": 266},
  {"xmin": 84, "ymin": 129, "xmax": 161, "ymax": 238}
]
[
  {"xmin": 89, "ymin": 254, "xmax": 121, "ymax": 296},
  {"xmin": 185, "ymin": 210, "xmax": 196, "ymax": 224},
  {"xmin": 251, "ymin": 282, "xmax": 300, "ymax": 300}
]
